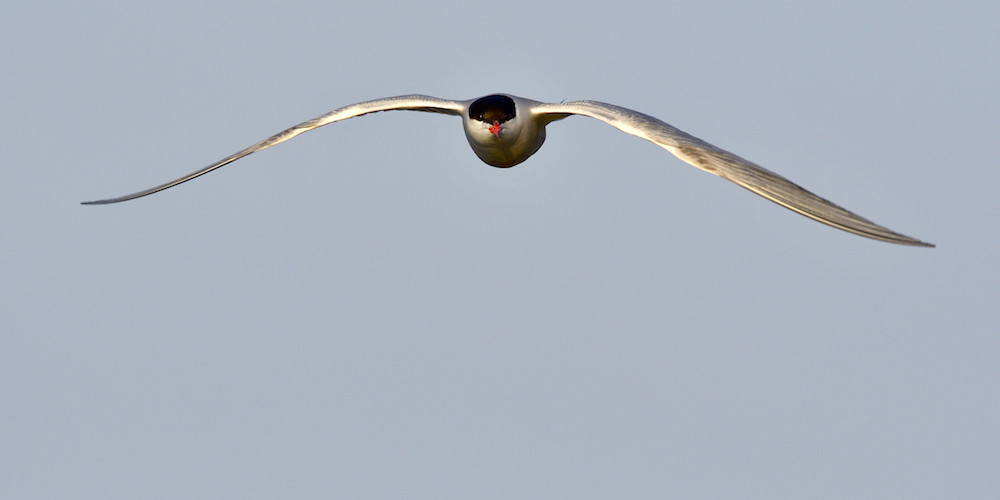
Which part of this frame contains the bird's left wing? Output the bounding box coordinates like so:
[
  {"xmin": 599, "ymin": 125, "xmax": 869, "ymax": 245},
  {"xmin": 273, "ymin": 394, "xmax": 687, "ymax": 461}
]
[
  {"xmin": 83, "ymin": 95, "xmax": 464, "ymax": 204},
  {"xmin": 533, "ymin": 100, "xmax": 933, "ymax": 247}
]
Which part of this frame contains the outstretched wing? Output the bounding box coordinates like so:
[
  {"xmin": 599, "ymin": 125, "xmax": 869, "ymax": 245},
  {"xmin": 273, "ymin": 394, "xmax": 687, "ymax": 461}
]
[
  {"xmin": 82, "ymin": 95, "xmax": 464, "ymax": 205},
  {"xmin": 534, "ymin": 100, "xmax": 933, "ymax": 247}
]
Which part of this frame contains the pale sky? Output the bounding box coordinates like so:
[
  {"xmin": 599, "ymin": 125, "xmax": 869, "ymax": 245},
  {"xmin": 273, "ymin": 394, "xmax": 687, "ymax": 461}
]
[{"xmin": 4, "ymin": 1, "xmax": 998, "ymax": 498}]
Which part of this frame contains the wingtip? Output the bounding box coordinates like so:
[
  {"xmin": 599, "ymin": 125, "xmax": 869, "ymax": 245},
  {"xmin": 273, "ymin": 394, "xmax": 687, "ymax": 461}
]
[{"xmin": 893, "ymin": 235, "xmax": 935, "ymax": 248}]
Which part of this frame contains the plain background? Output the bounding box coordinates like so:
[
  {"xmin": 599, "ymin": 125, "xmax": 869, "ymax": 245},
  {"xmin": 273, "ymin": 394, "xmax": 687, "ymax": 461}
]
[{"xmin": 4, "ymin": 1, "xmax": 997, "ymax": 498}]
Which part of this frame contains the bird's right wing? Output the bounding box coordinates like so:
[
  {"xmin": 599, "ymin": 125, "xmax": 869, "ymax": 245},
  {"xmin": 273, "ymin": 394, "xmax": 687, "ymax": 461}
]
[{"xmin": 82, "ymin": 95, "xmax": 464, "ymax": 205}]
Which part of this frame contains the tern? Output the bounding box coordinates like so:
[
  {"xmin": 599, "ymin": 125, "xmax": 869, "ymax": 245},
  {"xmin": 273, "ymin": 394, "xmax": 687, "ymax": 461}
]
[{"xmin": 83, "ymin": 93, "xmax": 933, "ymax": 247}]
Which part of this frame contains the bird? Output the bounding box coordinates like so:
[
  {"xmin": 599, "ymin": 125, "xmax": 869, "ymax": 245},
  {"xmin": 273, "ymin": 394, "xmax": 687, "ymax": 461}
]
[{"xmin": 82, "ymin": 93, "xmax": 933, "ymax": 247}]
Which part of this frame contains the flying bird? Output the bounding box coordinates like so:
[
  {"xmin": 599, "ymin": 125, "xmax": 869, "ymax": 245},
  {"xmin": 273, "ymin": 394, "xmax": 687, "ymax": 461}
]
[{"xmin": 83, "ymin": 94, "xmax": 933, "ymax": 247}]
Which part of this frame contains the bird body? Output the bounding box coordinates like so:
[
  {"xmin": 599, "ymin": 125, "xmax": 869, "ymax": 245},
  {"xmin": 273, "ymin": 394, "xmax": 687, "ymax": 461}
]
[{"xmin": 464, "ymin": 94, "xmax": 549, "ymax": 167}]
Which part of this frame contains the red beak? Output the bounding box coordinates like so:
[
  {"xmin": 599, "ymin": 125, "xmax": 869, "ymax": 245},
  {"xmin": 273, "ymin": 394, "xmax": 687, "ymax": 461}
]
[{"xmin": 488, "ymin": 121, "xmax": 502, "ymax": 138}]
